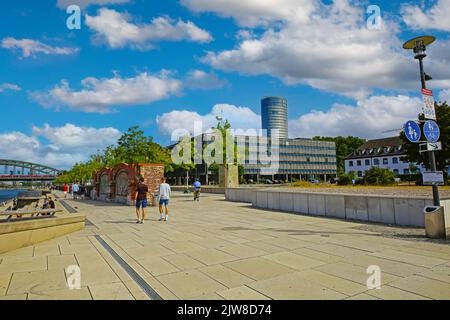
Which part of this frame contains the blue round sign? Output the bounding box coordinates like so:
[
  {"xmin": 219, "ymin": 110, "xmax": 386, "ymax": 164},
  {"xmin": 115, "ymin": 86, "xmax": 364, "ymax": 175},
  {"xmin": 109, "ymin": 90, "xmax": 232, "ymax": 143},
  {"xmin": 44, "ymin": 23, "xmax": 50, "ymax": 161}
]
[
  {"xmin": 423, "ymin": 120, "xmax": 440, "ymax": 143},
  {"xmin": 404, "ymin": 121, "xmax": 421, "ymax": 143}
]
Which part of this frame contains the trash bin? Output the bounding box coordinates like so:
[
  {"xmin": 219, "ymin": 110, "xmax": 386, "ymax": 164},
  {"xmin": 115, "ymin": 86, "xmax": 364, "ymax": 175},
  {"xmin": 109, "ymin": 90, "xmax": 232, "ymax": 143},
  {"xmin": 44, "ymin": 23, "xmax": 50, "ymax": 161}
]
[{"xmin": 424, "ymin": 206, "xmax": 446, "ymax": 239}]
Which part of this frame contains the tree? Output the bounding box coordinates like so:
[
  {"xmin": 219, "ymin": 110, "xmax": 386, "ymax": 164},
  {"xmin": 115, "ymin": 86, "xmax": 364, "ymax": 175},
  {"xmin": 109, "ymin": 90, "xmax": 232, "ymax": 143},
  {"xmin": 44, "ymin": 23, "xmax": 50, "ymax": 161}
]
[
  {"xmin": 337, "ymin": 171, "xmax": 355, "ymax": 185},
  {"xmin": 54, "ymin": 126, "xmax": 174, "ymax": 184},
  {"xmin": 363, "ymin": 167, "xmax": 396, "ymax": 185},
  {"xmin": 400, "ymin": 102, "xmax": 450, "ymax": 175},
  {"xmin": 313, "ymin": 136, "xmax": 366, "ymax": 175},
  {"xmin": 110, "ymin": 126, "xmax": 172, "ymax": 168},
  {"xmin": 208, "ymin": 117, "xmax": 245, "ymax": 181}
]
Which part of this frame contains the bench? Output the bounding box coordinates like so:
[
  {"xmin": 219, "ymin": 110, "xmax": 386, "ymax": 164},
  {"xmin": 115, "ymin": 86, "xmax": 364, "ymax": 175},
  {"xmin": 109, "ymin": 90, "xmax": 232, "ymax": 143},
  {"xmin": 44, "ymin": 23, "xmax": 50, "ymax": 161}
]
[{"xmin": 0, "ymin": 209, "xmax": 62, "ymax": 222}]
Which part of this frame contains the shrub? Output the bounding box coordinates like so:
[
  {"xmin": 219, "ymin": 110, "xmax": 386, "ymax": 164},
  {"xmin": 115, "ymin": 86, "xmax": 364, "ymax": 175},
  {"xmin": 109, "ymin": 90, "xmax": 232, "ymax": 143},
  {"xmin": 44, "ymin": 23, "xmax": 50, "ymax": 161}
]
[
  {"xmin": 363, "ymin": 167, "xmax": 395, "ymax": 185},
  {"xmin": 338, "ymin": 172, "xmax": 356, "ymax": 185}
]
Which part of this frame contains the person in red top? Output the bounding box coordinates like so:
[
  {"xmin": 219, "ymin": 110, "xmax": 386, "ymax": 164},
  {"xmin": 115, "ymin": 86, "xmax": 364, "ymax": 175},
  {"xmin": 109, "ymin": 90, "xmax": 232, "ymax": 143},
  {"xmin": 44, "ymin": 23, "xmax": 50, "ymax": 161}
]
[{"xmin": 63, "ymin": 184, "xmax": 69, "ymax": 198}]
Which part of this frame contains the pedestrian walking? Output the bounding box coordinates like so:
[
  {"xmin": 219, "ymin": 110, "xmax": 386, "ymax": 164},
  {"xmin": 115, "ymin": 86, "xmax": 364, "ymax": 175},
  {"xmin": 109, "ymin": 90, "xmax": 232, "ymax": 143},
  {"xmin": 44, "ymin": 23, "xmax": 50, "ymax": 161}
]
[
  {"xmin": 158, "ymin": 177, "xmax": 171, "ymax": 222},
  {"xmin": 193, "ymin": 178, "xmax": 201, "ymax": 201},
  {"xmin": 134, "ymin": 177, "xmax": 148, "ymax": 224},
  {"xmin": 72, "ymin": 182, "xmax": 80, "ymax": 200},
  {"xmin": 63, "ymin": 184, "xmax": 69, "ymax": 198}
]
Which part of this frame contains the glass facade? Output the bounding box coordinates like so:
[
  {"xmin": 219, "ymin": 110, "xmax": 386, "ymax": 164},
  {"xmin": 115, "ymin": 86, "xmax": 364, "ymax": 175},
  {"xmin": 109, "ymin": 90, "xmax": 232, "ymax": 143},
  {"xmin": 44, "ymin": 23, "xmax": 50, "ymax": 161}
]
[
  {"xmin": 236, "ymin": 136, "xmax": 337, "ymax": 177},
  {"xmin": 261, "ymin": 97, "xmax": 288, "ymax": 139}
]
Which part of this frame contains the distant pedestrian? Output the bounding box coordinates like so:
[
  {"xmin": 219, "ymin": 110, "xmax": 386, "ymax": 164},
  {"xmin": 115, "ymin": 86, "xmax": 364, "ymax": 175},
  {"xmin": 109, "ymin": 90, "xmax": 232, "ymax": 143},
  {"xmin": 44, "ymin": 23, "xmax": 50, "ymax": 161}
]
[
  {"xmin": 72, "ymin": 182, "xmax": 80, "ymax": 199},
  {"xmin": 193, "ymin": 178, "xmax": 201, "ymax": 201},
  {"xmin": 135, "ymin": 177, "xmax": 148, "ymax": 224},
  {"xmin": 79, "ymin": 185, "xmax": 86, "ymax": 200},
  {"xmin": 63, "ymin": 184, "xmax": 69, "ymax": 198},
  {"xmin": 158, "ymin": 177, "xmax": 171, "ymax": 222}
]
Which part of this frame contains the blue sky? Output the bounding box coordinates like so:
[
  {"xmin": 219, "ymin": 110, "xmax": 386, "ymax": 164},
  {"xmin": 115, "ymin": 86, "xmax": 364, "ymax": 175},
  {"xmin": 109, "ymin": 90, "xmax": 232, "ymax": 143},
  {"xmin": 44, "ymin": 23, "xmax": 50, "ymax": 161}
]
[{"xmin": 1, "ymin": 0, "xmax": 449, "ymax": 169}]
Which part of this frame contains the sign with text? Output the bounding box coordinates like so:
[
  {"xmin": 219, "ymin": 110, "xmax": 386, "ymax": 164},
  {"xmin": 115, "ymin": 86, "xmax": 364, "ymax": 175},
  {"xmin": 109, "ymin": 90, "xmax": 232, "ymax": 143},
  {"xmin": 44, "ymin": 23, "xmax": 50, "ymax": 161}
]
[
  {"xmin": 422, "ymin": 171, "xmax": 445, "ymax": 186},
  {"xmin": 419, "ymin": 142, "xmax": 442, "ymax": 153},
  {"xmin": 422, "ymin": 88, "xmax": 436, "ymax": 120}
]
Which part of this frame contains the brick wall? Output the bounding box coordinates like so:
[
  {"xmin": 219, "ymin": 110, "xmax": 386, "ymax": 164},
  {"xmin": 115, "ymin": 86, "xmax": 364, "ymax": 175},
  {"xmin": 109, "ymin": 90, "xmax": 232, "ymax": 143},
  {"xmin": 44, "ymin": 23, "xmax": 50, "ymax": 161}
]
[{"xmin": 94, "ymin": 163, "xmax": 164, "ymax": 206}]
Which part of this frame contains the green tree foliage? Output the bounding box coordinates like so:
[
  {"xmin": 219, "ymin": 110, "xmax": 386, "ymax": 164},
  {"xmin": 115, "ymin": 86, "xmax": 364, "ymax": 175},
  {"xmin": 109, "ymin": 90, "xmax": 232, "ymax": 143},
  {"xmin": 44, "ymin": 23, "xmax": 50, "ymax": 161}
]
[
  {"xmin": 313, "ymin": 136, "xmax": 366, "ymax": 175},
  {"xmin": 400, "ymin": 102, "xmax": 450, "ymax": 175},
  {"xmin": 54, "ymin": 126, "xmax": 173, "ymax": 184},
  {"xmin": 363, "ymin": 167, "xmax": 396, "ymax": 185},
  {"xmin": 337, "ymin": 171, "xmax": 355, "ymax": 185},
  {"xmin": 209, "ymin": 117, "xmax": 245, "ymax": 179}
]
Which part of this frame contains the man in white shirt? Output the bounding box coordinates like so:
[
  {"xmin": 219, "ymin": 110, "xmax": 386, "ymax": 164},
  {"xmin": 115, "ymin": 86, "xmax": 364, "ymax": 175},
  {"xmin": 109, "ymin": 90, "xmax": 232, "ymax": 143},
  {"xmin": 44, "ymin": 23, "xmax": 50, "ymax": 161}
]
[{"xmin": 158, "ymin": 177, "xmax": 171, "ymax": 222}]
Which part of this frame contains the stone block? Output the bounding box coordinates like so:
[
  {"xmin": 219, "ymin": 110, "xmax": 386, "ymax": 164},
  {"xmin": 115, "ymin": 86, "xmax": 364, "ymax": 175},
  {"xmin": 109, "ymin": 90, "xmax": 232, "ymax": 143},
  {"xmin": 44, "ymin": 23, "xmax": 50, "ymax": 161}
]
[
  {"xmin": 380, "ymin": 198, "xmax": 395, "ymax": 224},
  {"xmin": 0, "ymin": 214, "xmax": 85, "ymax": 254},
  {"xmin": 252, "ymin": 190, "xmax": 258, "ymax": 206},
  {"xmin": 344, "ymin": 196, "xmax": 368, "ymax": 221},
  {"xmin": 279, "ymin": 193, "xmax": 294, "ymax": 212},
  {"xmin": 394, "ymin": 199, "xmax": 410, "ymax": 226},
  {"xmin": 293, "ymin": 194, "xmax": 308, "ymax": 214},
  {"xmin": 325, "ymin": 195, "xmax": 345, "ymax": 218},
  {"xmin": 255, "ymin": 192, "xmax": 268, "ymax": 209},
  {"xmin": 267, "ymin": 192, "xmax": 280, "ymax": 210},
  {"xmin": 408, "ymin": 199, "xmax": 426, "ymax": 227},
  {"xmin": 368, "ymin": 198, "xmax": 382, "ymax": 223},
  {"xmin": 308, "ymin": 194, "xmax": 326, "ymax": 216}
]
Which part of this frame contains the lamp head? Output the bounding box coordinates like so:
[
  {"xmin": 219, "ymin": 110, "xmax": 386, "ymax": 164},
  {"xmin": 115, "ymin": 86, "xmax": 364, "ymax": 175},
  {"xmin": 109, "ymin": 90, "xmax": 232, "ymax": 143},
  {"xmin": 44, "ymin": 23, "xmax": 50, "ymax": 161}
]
[{"xmin": 403, "ymin": 36, "xmax": 436, "ymax": 60}]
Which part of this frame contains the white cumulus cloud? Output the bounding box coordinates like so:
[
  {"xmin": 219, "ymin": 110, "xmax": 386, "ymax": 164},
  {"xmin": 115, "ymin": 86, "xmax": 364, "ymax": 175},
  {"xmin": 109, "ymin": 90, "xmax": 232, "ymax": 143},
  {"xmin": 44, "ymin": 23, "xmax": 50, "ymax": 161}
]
[
  {"xmin": 402, "ymin": 0, "xmax": 450, "ymax": 31},
  {"xmin": 289, "ymin": 95, "xmax": 422, "ymax": 139},
  {"xmin": 0, "ymin": 83, "xmax": 21, "ymax": 93},
  {"xmin": 85, "ymin": 8, "xmax": 213, "ymax": 50},
  {"xmin": 185, "ymin": 70, "xmax": 228, "ymax": 90},
  {"xmin": 0, "ymin": 124, "xmax": 121, "ymax": 169},
  {"xmin": 31, "ymin": 71, "xmax": 182, "ymax": 113},
  {"xmin": 156, "ymin": 104, "xmax": 261, "ymax": 136},
  {"xmin": 181, "ymin": 0, "xmax": 316, "ymax": 27},
  {"xmin": 1, "ymin": 37, "xmax": 79, "ymax": 58},
  {"xmin": 186, "ymin": 0, "xmax": 450, "ymax": 99},
  {"xmin": 57, "ymin": 0, "xmax": 130, "ymax": 9}
]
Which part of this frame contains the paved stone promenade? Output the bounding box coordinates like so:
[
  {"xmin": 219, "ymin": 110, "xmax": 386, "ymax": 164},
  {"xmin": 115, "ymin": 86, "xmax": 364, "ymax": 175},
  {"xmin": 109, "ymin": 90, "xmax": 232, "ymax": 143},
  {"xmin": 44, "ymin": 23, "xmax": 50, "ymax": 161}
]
[{"xmin": 0, "ymin": 192, "xmax": 449, "ymax": 300}]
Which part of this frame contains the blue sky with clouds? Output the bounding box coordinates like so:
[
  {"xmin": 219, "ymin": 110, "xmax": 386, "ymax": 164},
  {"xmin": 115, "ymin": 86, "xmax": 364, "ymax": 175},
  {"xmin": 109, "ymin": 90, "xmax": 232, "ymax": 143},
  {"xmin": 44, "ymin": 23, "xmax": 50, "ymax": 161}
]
[{"xmin": 0, "ymin": 0, "xmax": 449, "ymax": 169}]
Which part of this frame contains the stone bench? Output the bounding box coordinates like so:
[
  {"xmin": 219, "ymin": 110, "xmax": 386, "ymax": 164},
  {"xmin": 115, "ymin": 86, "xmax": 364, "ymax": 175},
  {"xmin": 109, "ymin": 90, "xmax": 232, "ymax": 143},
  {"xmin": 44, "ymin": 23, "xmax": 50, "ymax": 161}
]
[{"xmin": 0, "ymin": 209, "xmax": 62, "ymax": 222}]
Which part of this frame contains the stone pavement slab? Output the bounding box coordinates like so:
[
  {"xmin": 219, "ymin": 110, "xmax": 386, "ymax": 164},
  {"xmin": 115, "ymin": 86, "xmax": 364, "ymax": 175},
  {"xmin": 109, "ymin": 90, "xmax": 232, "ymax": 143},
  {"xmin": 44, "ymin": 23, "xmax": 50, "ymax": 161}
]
[
  {"xmin": 156, "ymin": 269, "xmax": 227, "ymax": 299},
  {"xmin": 388, "ymin": 275, "xmax": 450, "ymax": 300},
  {"xmin": 248, "ymin": 272, "xmax": 348, "ymax": 300},
  {"xmin": 224, "ymin": 257, "xmax": 296, "ymax": 281},
  {"xmin": 199, "ymin": 264, "xmax": 254, "ymax": 289},
  {"xmin": 217, "ymin": 285, "xmax": 271, "ymax": 300},
  {"xmin": 1, "ymin": 192, "xmax": 449, "ymax": 300}
]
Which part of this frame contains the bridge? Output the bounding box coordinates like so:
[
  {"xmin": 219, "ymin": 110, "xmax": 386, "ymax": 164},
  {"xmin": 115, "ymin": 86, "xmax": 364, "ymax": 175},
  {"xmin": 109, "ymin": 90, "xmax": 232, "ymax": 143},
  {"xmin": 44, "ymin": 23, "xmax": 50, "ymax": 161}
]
[{"xmin": 0, "ymin": 159, "xmax": 61, "ymax": 181}]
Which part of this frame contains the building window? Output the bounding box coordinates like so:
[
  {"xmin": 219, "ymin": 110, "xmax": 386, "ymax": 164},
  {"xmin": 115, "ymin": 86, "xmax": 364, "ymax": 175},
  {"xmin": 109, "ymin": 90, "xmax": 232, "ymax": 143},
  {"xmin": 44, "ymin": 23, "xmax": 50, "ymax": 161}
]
[
  {"xmin": 365, "ymin": 159, "xmax": 370, "ymax": 166},
  {"xmin": 383, "ymin": 158, "xmax": 388, "ymax": 165},
  {"xmin": 306, "ymin": 157, "xmax": 311, "ymax": 163},
  {"xmin": 357, "ymin": 160, "xmax": 362, "ymax": 166},
  {"xmin": 374, "ymin": 159, "xmax": 380, "ymax": 166},
  {"xmin": 358, "ymin": 171, "xmax": 363, "ymax": 177},
  {"xmin": 349, "ymin": 161, "xmax": 353, "ymax": 167},
  {"xmin": 404, "ymin": 169, "xmax": 410, "ymax": 175},
  {"xmin": 392, "ymin": 157, "xmax": 398, "ymax": 164},
  {"xmin": 393, "ymin": 169, "xmax": 399, "ymax": 175}
]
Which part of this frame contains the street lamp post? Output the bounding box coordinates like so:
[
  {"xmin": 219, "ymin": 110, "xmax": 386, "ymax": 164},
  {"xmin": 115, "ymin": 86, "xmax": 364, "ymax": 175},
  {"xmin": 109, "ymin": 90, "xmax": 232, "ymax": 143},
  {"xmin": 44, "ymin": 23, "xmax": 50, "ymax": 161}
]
[{"xmin": 403, "ymin": 36, "xmax": 440, "ymax": 206}]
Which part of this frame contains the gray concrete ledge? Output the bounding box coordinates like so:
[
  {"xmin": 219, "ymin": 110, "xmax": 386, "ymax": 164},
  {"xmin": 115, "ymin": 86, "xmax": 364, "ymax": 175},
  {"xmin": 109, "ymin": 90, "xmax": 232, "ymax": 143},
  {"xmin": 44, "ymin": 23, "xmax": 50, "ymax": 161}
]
[{"xmin": 225, "ymin": 188, "xmax": 437, "ymax": 228}]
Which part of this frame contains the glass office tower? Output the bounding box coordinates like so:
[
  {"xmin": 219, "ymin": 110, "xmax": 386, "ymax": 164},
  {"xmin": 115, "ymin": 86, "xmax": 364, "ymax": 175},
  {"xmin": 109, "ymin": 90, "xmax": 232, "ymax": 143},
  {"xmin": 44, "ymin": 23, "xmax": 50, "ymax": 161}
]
[{"xmin": 261, "ymin": 96, "xmax": 288, "ymax": 139}]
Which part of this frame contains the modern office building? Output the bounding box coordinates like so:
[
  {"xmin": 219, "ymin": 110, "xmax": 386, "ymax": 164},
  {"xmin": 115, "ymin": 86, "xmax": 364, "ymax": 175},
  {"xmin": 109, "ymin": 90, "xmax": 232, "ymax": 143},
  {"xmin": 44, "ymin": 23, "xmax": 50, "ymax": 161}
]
[
  {"xmin": 344, "ymin": 136, "xmax": 424, "ymax": 177},
  {"xmin": 237, "ymin": 135, "xmax": 337, "ymax": 182},
  {"xmin": 261, "ymin": 97, "xmax": 288, "ymax": 139},
  {"xmin": 167, "ymin": 96, "xmax": 337, "ymax": 184}
]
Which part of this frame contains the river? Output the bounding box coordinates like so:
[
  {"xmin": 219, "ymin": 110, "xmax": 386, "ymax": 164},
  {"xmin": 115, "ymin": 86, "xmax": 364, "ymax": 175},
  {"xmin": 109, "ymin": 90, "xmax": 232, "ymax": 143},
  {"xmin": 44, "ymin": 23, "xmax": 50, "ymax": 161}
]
[{"xmin": 0, "ymin": 189, "xmax": 26, "ymax": 202}]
